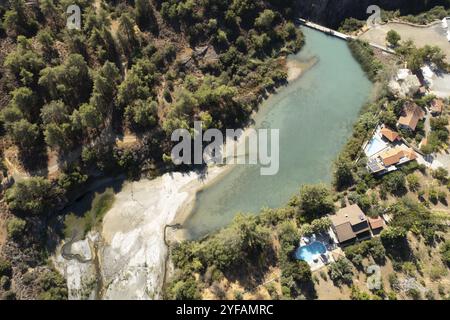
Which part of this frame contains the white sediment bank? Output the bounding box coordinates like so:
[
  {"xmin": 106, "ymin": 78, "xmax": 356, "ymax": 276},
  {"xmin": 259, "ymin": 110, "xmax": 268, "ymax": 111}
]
[{"xmin": 55, "ymin": 167, "xmax": 230, "ymax": 299}]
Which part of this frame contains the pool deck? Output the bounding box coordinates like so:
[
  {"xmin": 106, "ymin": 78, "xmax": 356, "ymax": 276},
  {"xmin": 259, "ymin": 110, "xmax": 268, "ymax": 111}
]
[
  {"xmin": 298, "ymin": 232, "xmax": 339, "ymax": 271},
  {"xmin": 363, "ymin": 126, "xmax": 389, "ymax": 158}
]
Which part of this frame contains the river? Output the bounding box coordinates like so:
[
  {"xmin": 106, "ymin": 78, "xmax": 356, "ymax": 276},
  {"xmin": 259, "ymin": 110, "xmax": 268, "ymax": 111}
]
[
  {"xmin": 55, "ymin": 27, "xmax": 374, "ymax": 299},
  {"xmin": 183, "ymin": 27, "xmax": 373, "ymax": 239}
]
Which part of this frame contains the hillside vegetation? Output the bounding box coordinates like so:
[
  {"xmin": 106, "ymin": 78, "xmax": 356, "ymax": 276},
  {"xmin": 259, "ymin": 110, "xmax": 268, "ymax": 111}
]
[{"xmin": 0, "ymin": 0, "xmax": 303, "ymax": 299}]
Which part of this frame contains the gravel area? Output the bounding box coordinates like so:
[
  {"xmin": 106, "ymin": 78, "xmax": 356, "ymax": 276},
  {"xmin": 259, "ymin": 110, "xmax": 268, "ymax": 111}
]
[{"xmin": 359, "ymin": 22, "xmax": 450, "ymax": 63}]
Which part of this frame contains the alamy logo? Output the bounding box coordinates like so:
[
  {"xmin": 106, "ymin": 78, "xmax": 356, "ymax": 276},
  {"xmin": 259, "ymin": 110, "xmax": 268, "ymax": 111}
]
[
  {"xmin": 171, "ymin": 121, "xmax": 280, "ymax": 176},
  {"xmin": 67, "ymin": 5, "xmax": 81, "ymax": 30},
  {"xmin": 367, "ymin": 5, "xmax": 382, "ymax": 28}
]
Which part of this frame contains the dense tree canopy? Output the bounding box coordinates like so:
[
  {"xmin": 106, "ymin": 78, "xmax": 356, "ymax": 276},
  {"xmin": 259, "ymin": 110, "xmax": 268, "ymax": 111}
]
[
  {"xmin": 294, "ymin": 184, "xmax": 335, "ymax": 220},
  {"xmin": 5, "ymin": 177, "xmax": 61, "ymax": 215},
  {"xmin": 0, "ymin": 0, "xmax": 305, "ymax": 299}
]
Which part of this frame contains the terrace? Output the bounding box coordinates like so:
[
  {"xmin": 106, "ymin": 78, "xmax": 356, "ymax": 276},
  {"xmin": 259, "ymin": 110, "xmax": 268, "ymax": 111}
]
[
  {"xmin": 295, "ymin": 233, "xmax": 338, "ymax": 271},
  {"xmin": 365, "ymin": 126, "xmax": 418, "ymax": 175}
]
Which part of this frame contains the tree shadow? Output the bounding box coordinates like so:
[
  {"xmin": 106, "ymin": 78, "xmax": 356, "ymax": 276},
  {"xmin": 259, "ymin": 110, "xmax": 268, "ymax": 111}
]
[
  {"xmin": 18, "ymin": 142, "xmax": 49, "ymax": 176},
  {"xmin": 297, "ymin": 281, "xmax": 318, "ymax": 300},
  {"xmin": 222, "ymin": 246, "xmax": 278, "ymax": 293}
]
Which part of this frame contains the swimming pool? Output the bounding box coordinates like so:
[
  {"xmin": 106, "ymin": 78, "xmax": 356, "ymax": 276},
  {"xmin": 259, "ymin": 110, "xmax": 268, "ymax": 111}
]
[
  {"xmin": 295, "ymin": 241, "xmax": 327, "ymax": 262},
  {"xmin": 364, "ymin": 136, "xmax": 387, "ymax": 157}
]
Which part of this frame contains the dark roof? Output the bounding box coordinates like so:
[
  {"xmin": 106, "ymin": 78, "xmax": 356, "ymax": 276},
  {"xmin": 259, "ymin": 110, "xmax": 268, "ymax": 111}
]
[{"xmin": 334, "ymin": 222, "xmax": 356, "ymax": 243}]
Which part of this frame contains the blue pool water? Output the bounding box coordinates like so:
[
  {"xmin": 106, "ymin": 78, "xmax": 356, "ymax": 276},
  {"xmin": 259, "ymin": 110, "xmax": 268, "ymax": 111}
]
[
  {"xmin": 364, "ymin": 136, "xmax": 387, "ymax": 157},
  {"xmin": 295, "ymin": 241, "xmax": 327, "ymax": 262}
]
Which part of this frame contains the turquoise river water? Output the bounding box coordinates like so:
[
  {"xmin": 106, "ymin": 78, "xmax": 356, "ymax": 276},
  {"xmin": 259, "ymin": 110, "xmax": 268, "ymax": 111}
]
[{"xmin": 184, "ymin": 27, "xmax": 373, "ymax": 239}]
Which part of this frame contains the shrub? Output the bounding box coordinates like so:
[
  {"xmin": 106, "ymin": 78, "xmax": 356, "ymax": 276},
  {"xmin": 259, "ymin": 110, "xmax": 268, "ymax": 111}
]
[
  {"xmin": 432, "ymin": 167, "xmax": 448, "ymax": 184},
  {"xmin": 425, "ymin": 290, "xmax": 435, "ymax": 300},
  {"xmin": 339, "ymin": 18, "xmax": 365, "ymax": 33},
  {"xmin": 328, "ymin": 258, "xmax": 354, "ymax": 285},
  {"xmin": 429, "ymin": 265, "xmax": 448, "ymax": 281},
  {"xmin": 38, "ymin": 270, "xmax": 68, "ymax": 300},
  {"xmin": 167, "ymin": 277, "xmax": 201, "ymax": 300},
  {"xmin": 0, "ymin": 258, "xmax": 12, "ymax": 277},
  {"xmin": 347, "ymin": 39, "xmax": 382, "ymax": 81},
  {"xmin": 234, "ymin": 290, "xmax": 244, "ymax": 300},
  {"xmin": 441, "ymin": 240, "xmax": 450, "ymax": 266},
  {"xmin": 388, "ymin": 274, "xmax": 400, "ymax": 291},
  {"xmin": 281, "ymin": 260, "xmax": 312, "ymax": 284},
  {"xmin": 438, "ymin": 190, "xmax": 447, "ymax": 203},
  {"xmin": 428, "ymin": 189, "xmax": 438, "ymax": 204},
  {"xmin": 387, "ymin": 291, "xmax": 397, "ymax": 300},
  {"xmin": 407, "ymin": 174, "xmax": 421, "ymax": 192},
  {"xmin": 382, "ymin": 172, "xmax": 406, "ymax": 196},
  {"xmin": 386, "ymin": 30, "xmax": 401, "ymax": 47},
  {"xmin": 406, "ymin": 288, "xmax": 422, "ymax": 300},
  {"xmin": 350, "ymin": 285, "xmax": 372, "ymax": 300},
  {"xmin": 0, "ymin": 275, "xmax": 11, "ymax": 290},
  {"xmin": 265, "ymin": 282, "xmax": 279, "ymax": 299},
  {"xmin": 2, "ymin": 290, "xmax": 16, "ymax": 300},
  {"xmin": 6, "ymin": 217, "xmax": 26, "ymax": 240},
  {"xmin": 5, "ymin": 177, "xmax": 61, "ymax": 215}
]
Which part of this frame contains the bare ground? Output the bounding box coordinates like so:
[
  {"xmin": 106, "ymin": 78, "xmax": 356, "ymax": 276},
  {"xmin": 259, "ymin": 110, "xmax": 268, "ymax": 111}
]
[{"xmin": 359, "ymin": 22, "xmax": 450, "ymax": 63}]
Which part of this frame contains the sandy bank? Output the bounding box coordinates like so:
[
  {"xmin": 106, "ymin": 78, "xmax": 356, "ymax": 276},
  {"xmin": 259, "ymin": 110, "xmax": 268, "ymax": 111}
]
[
  {"xmin": 99, "ymin": 170, "xmax": 228, "ymax": 299},
  {"xmin": 54, "ymin": 168, "xmax": 230, "ymax": 299},
  {"xmin": 287, "ymin": 59, "xmax": 303, "ymax": 82}
]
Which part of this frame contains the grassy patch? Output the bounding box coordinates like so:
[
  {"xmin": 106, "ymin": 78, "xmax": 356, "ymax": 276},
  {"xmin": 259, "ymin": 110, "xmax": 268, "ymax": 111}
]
[{"xmin": 63, "ymin": 188, "xmax": 115, "ymax": 239}]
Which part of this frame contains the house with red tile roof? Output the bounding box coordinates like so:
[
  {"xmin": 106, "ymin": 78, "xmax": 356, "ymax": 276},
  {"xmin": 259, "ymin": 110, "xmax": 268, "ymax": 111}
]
[
  {"xmin": 397, "ymin": 102, "xmax": 425, "ymax": 131},
  {"xmin": 368, "ymin": 217, "xmax": 385, "ymax": 235},
  {"xmin": 380, "ymin": 127, "xmax": 400, "ymax": 143},
  {"xmin": 430, "ymin": 99, "xmax": 444, "ymax": 116}
]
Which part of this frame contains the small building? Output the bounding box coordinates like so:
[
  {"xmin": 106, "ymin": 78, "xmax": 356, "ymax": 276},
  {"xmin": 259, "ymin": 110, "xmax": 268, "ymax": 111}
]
[
  {"xmin": 380, "ymin": 127, "xmax": 400, "ymax": 143},
  {"xmin": 330, "ymin": 204, "xmax": 371, "ymax": 246},
  {"xmin": 430, "ymin": 99, "xmax": 444, "ymax": 116},
  {"xmin": 397, "ymin": 102, "xmax": 425, "ymax": 131},
  {"xmin": 368, "ymin": 217, "xmax": 385, "ymax": 235}
]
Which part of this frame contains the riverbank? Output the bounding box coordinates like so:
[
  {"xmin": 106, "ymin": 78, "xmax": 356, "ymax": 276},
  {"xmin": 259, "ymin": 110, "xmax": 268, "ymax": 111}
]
[
  {"xmin": 54, "ymin": 170, "xmax": 226, "ymax": 299},
  {"xmin": 286, "ymin": 56, "xmax": 318, "ymax": 82},
  {"xmin": 182, "ymin": 27, "xmax": 373, "ymax": 239},
  {"xmin": 53, "ymin": 51, "xmax": 318, "ymax": 299}
]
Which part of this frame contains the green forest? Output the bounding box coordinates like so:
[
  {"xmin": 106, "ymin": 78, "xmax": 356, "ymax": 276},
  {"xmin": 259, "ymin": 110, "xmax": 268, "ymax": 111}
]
[{"xmin": 0, "ymin": 0, "xmax": 303, "ymax": 299}]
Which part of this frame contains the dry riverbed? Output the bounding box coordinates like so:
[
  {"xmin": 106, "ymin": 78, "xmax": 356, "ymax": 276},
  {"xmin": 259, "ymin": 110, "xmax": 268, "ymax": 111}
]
[{"xmin": 54, "ymin": 167, "xmax": 231, "ymax": 299}]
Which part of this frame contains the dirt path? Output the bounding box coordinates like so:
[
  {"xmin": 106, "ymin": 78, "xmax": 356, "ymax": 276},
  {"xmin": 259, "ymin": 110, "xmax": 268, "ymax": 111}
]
[{"xmin": 94, "ymin": 0, "xmax": 101, "ymax": 13}]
